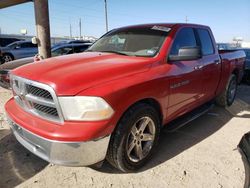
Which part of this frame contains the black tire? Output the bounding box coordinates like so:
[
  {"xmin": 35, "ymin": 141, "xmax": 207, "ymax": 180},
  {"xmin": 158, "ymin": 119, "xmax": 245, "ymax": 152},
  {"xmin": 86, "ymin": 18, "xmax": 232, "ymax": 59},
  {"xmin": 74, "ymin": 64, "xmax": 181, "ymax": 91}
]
[
  {"xmin": 216, "ymin": 74, "xmax": 237, "ymax": 107},
  {"xmin": 2, "ymin": 54, "xmax": 14, "ymax": 63},
  {"xmin": 106, "ymin": 103, "xmax": 161, "ymax": 172}
]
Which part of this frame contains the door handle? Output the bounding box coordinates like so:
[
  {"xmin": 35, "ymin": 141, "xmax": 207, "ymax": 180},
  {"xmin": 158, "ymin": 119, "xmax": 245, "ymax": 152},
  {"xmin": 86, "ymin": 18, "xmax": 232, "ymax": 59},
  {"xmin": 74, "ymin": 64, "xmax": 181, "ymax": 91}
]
[{"xmin": 214, "ymin": 60, "xmax": 221, "ymax": 64}]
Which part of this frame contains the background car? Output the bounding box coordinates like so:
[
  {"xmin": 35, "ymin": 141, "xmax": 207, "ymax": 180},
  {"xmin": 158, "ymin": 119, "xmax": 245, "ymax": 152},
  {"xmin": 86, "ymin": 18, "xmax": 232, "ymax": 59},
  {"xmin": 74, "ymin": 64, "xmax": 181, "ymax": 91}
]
[
  {"xmin": 51, "ymin": 42, "xmax": 91, "ymax": 56},
  {"xmin": 216, "ymin": 43, "xmax": 237, "ymax": 50},
  {"xmin": 52, "ymin": 40, "xmax": 93, "ymax": 48},
  {"xmin": 0, "ymin": 41, "xmax": 38, "ymax": 63},
  {"xmin": 238, "ymin": 132, "xmax": 250, "ymax": 188},
  {"xmin": 242, "ymin": 48, "xmax": 250, "ymax": 84},
  {"xmin": 0, "ymin": 37, "xmax": 22, "ymax": 47},
  {"xmin": 0, "ymin": 42, "xmax": 92, "ymax": 89}
]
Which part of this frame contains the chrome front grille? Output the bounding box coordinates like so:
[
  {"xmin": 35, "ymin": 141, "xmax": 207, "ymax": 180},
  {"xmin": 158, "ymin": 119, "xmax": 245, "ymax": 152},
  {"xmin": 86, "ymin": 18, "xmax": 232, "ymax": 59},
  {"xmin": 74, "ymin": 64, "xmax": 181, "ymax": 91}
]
[
  {"xmin": 11, "ymin": 75, "xmax": 63, "ymax": 123},
  {"xmin": 26, "ymin": 85, "xmax": 53, "ymax": 100}
]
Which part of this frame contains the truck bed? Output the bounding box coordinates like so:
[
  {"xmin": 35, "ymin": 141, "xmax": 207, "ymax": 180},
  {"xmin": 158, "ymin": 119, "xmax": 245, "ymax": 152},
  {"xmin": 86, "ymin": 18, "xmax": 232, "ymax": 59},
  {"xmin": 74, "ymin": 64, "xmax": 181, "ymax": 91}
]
[{"xmin": 215, "ymin": 49, "xmax": 246, "ymax": 96}]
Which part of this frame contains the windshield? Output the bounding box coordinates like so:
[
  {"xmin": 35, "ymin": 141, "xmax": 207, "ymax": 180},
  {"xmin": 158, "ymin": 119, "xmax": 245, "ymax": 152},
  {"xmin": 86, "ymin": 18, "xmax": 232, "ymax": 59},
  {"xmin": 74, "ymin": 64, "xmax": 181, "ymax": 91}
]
[
  {"xmin": 7, "ymin": 41, "xmax": 19, "ymax": 48},
  {"xmin": 88, "ymin": 26, "xmax": 170, "ymax": 57}
]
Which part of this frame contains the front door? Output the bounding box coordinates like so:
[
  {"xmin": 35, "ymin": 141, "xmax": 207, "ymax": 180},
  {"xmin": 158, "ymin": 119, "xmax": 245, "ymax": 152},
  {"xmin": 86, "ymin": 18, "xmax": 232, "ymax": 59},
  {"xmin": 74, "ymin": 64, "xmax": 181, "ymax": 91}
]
[{"xmin": 167, "ymin": 27, "xmax": 202, "ymax": 120}]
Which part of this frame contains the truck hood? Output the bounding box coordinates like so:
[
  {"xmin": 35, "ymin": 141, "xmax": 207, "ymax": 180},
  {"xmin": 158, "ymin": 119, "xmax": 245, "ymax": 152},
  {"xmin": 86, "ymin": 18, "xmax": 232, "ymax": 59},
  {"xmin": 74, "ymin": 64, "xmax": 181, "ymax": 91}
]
[{"xmin": 12, "ymin": 52, "xmax": 153, "ymax": 95}]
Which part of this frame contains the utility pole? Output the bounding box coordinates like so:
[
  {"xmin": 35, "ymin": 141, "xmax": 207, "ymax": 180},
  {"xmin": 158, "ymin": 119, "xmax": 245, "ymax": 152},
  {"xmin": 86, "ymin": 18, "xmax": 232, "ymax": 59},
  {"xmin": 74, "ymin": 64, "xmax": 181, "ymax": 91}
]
[
  {"xmin": 34, "ymin": 0, "xmax": 51, "ymax": 59},
  {"xmin": 70, "ymin": 23, "xmax": 72, "ymax": 39},
  {"xmin": 79, "ymin": 18, "xmax": 82, "ymax": 39},
  {"xmin": 185, "ymin": 16, "xmax": 189, "ymax": 23},
  {"xmin": 104, "ymin": 0, "xmax": 108, "ymax": 32}
]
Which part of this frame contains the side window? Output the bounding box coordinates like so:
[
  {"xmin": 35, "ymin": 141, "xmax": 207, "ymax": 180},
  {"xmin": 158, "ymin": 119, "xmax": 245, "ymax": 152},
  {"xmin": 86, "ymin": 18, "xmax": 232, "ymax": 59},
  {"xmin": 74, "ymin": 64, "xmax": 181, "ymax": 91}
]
[
  {"xmin": 170, "ymin": 28, "xmax": 197, "ymax": 55},
  {"xmin": 52, "ymin": 47, "xmax": 73, "ymax": 56},
  {"xmin": 197, "ymin": 29, "xmax": 214, "ymax": 55},
  {"xmin": 20, "ymin": 42, "xmax": 36, "ymax": 48},
  {"xmin": 74, "ymin": 45, "xmax": 89, "ymax": 53},
  {"xmin": 246, "ymin": 50, "xmax": 250, "ymax": 58}
]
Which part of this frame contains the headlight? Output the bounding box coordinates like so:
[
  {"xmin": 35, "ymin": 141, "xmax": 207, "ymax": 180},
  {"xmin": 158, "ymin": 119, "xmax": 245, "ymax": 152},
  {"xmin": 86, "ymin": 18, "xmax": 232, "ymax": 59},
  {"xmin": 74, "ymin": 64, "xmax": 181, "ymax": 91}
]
[{"xmin": 58, "ymin": 96, "xmax": 114, "ymax": 121}]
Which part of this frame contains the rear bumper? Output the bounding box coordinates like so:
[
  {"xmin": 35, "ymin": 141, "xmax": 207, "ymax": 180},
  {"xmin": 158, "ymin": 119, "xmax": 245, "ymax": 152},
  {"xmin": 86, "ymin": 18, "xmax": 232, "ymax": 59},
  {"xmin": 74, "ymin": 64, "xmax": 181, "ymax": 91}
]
[{"xmin": 7, "ymin": 116, "xmax": 111, "ymax": 166}]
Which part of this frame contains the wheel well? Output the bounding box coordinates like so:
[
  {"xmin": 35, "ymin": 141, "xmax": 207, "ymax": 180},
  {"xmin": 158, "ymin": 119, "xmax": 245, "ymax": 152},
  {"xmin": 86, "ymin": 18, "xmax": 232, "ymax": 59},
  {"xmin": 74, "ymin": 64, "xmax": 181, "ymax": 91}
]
[
  {"xmin": 3, "ymin": 53, "xmax": 14, "ymax": 59},
  {"xmin": 127, "ymin": 98, "xmax": 163, "ymax": 126}
]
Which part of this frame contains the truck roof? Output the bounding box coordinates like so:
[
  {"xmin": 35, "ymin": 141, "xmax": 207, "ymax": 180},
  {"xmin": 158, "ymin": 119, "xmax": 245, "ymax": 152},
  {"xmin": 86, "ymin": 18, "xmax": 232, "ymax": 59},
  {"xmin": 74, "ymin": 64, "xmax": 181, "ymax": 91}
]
[{"xmin": 117, "ymin": 23, "xmax": 209, "ymax": 30}]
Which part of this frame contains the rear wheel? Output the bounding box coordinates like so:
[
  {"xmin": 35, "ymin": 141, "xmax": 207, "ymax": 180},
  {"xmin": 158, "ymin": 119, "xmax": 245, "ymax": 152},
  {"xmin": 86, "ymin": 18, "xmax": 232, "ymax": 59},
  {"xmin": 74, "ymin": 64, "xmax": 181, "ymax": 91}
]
[
  {"xmin": 2, "ymin": 54, "xmax": 13, "ymax": 63},
  {"xmin": 216, "ymin": 74, "xmax": 237, "ymax": 107},
  {"xmin": 106, "ymin": 103, "xmax": 161, "ymax": 172}
]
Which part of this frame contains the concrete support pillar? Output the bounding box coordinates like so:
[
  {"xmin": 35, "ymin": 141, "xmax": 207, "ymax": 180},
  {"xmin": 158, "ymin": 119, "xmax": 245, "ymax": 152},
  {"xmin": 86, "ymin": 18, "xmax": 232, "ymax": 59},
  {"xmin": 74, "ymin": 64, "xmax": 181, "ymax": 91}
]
[{"xmin": 33, "ymin": 0, "xmax": 51, "ymax": 58}]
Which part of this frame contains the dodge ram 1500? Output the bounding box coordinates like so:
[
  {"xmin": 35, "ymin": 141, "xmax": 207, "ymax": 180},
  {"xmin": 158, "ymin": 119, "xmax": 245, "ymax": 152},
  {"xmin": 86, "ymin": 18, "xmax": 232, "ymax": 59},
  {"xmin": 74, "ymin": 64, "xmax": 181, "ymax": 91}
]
[{"xmin": 5, "ymin": 23, "xmax": 245, "ymax": 172}]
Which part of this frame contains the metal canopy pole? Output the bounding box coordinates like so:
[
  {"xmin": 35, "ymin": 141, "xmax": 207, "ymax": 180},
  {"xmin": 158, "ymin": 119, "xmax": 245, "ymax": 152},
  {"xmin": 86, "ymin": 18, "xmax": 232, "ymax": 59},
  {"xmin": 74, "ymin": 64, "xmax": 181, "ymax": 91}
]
[{"xmin": 33, "ymin": 0, "xmax": 51, "ymax": 59}]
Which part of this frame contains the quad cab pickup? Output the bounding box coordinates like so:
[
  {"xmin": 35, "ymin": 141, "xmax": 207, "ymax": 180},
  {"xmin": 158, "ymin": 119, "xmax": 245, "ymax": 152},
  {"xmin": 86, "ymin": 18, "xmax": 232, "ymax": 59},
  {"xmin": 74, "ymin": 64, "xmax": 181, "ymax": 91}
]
[{"xmin": 5, "ymin": 23, "xmax": 246, "ymax": 172}]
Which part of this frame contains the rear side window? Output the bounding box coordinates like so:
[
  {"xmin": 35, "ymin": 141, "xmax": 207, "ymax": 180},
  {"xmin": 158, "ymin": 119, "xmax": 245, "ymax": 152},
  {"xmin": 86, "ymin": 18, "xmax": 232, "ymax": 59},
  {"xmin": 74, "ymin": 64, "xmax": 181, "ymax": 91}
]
[
  {"xmin": 170, "ymin": 28, "xmax": 197, "ymax": 55},
  {"xmin": 20, "ymin": 42, "xmax": 37, "ymax": 48},
  {"xmin": 197, "ymin": 29, "xmax": 214, "ymax": 55}
]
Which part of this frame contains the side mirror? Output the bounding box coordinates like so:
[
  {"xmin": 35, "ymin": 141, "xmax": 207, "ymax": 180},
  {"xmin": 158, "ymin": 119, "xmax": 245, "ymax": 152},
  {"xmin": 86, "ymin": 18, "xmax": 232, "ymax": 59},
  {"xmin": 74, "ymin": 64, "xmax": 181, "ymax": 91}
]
[{"xmin": 168, "ymin": 46, "xmax": 201, "ymax": 61}]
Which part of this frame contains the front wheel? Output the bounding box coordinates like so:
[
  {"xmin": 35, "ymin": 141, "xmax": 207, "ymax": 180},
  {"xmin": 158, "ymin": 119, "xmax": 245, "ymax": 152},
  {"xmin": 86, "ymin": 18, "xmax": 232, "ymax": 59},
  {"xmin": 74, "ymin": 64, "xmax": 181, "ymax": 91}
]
[
  {"xmin": 2, "ymin": 54, "xmax": 13, "ymax": 63},
  {"xmin": 216, "ymin": 74, "xmax": 237, "ymax": 107},
  {"xmin": 106, "ymin": 103, "xmax": 161, "ymax": 172}
]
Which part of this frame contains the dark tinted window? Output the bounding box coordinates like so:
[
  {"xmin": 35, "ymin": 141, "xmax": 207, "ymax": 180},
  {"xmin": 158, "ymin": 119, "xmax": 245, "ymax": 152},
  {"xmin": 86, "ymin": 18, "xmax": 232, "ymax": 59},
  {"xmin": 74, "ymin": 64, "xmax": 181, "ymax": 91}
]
[
  {"xmin": 244, "ymin": 50, "xmax": 250, "ymax": 58},
  {"xmin": 52, "ymin": 46, "xmax": 73, "ymax": 56},
  {"xmin": 170, "ymin": 28, "xmax": 197, "ymax": 55},
  {"xmin": 197, "ymin": 29, "xmax": 214, "ymax": 55},
  {"xmin": 74, "ymin": 45, "xmax": 90, "ymax": 53},
  {"xmin": 20, "ymin": 42, "xmax": 37, "ymax": 48}
]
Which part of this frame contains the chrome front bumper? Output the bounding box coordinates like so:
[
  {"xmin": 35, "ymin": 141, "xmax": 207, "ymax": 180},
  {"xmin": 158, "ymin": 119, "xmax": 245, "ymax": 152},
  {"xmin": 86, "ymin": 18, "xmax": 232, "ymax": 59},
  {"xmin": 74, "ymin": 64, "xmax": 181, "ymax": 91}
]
[{"xmin": 7, "ymin": 117, "xmax": 111, "ymax": 166}]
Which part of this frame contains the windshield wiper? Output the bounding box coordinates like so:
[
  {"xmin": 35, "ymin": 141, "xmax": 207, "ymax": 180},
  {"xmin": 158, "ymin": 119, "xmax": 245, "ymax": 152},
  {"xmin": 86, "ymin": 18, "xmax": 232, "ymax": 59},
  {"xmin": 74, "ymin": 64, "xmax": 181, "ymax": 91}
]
[{"xmin": 98, "ymin": 50, "xmax": 129, "ymax": 56}]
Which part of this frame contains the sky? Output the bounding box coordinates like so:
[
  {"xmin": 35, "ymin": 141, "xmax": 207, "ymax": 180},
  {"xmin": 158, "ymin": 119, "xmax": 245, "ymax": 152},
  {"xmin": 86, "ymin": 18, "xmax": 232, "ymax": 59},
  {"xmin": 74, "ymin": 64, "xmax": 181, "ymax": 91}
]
[{"xmin": 0, "ymin": 0, "xmax": 249, "ymax": 42}]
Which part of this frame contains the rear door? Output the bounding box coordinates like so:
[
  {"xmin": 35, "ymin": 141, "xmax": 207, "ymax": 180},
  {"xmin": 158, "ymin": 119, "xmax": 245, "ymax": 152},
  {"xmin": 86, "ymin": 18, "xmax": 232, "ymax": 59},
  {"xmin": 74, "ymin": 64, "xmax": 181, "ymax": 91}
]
[
  {"xmin": 195, "ymin": 28, "xmax": 221, "ymax": 101},
  {"xmin": 167, "ymin": 27, "xmax": 203, "ymax": 119}
]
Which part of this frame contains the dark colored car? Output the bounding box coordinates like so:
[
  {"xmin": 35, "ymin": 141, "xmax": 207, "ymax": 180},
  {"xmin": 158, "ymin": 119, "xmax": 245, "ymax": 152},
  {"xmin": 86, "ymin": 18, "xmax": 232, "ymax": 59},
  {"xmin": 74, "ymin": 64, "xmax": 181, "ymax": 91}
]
[
  {"xmin": 238, "ymin": 132, "xmax": 250, "ymax": 188},
  {"xmin": 216, "ymin": 43, "xmax": 236, "ymax": 50},
  {"xmin": 0, "ymin": 37, "xmax": 22, "ymax": 47},
  {"xmin": 51, "ymin": 43, "xmax": 91, "ymax": 56},
  {"xmin": 52, "ymin": 40, "xmax": 93, "ymax": 48},
  {"xmin": 0, "ymin": 43, "xmax": 92, "ymax": 89},
  {"xmin": 242, "ymin": 48, "xmax": 250, "ymax": 84},
  {"xmin": 0, "ymin": 41, "xmax": 38, "ymax": 63}
]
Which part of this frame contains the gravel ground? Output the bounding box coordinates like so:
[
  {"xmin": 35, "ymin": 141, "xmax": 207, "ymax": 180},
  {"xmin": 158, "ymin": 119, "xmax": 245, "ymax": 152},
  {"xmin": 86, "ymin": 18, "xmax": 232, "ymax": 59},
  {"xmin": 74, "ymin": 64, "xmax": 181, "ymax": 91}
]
[{"xmin": 0, "ymin": 85, "xmax": 250, "ymax": 188}]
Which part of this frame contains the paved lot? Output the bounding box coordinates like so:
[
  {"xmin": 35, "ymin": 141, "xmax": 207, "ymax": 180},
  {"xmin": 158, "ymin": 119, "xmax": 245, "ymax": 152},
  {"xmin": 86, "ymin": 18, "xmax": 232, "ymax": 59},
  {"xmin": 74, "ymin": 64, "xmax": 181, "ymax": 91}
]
[{"xmin": 0, "ymin": 85, "xmax": 250, "ymax": 188}]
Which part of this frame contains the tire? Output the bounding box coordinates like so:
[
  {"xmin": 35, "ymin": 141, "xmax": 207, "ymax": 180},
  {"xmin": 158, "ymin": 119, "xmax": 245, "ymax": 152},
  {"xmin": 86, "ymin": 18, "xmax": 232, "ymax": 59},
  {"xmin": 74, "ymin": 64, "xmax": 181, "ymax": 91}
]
[
  {"xmin": 106, "ymin": 103, "xmax": 161, "ymax": 172},
  {"xmin": 216, "ymin": 74, "xmax": 237, "ymax": 107},
  {"xmin": 2, "ymin": 54, "xmax": 14, "ymax": 63}
]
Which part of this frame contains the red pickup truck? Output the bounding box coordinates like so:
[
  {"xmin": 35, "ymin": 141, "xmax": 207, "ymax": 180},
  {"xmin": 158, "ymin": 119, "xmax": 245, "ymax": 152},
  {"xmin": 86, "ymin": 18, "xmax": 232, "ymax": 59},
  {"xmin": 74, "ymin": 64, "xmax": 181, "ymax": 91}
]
[{"xmin": 5, "ymin": 23, "xmax": 245, "ymax": 172}]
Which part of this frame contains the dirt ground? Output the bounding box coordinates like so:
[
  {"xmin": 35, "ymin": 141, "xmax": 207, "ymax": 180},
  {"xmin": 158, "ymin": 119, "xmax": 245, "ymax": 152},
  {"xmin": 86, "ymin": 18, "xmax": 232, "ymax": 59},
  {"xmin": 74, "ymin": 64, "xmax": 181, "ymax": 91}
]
[{"xmin": 0, "ymin": 85, "xmax": 250, "ymax": 188}]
